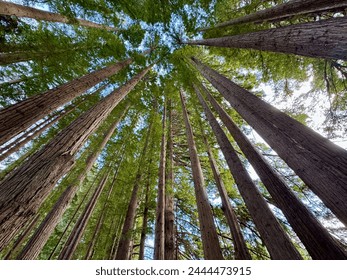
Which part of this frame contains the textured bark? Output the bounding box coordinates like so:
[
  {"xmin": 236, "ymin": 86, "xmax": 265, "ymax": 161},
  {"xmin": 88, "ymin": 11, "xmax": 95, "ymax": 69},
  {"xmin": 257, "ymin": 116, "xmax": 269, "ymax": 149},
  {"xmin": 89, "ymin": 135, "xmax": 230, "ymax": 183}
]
[
  {"xmin": 0, "ymin": 57, "xmax": 132, "ymax": 146},
  {"xmin": 180, "ymin": 90, "xmax": 223, "ymax": 260},
  {"xmin": 0, "ymin": 1, "xmax": 118, "ymax": 31},
  {"xmin": 188, "ymin": 17, "xmax": 347, "ymax": 61},
  {"xmin": 197, "ymin": 114, "xmax": 251, "ymax": 260},
  {"xmin": 16, "ymin": 105, "xmax": 129, "ymax": 259},
  {"xmin": 195, "ymin": 86, "xmax": 302, "ymax": 260},
  {"xmin": 200, "ymin": 84, "xmax": 347, "ymax": 259},
  {"xmin": 58, "ymin": 173, "xmax": 109, "ymax": 260},
  {"xmin": 201, "ymin": 0, "xmax": 347, "ymax": 30},
  {"xmin": 192, "ymin": 57, "xmax": 347, "ymax": 227},
  {"xmin": 3, "ymin": 215, "xmax": 39, "ymax": 259},
  {"xmin": 154, "ymin": 105, "xmax": 167, "ymax": 260},
  {"xmin": 164, "ymin": 101, "xmax": 176, "ymax": 260},
  {"xmin": 0, "ymin": 106, "xmax": 75, "ymax": 162},
  {"xmin": 0, "ymin": 67, "xmax": 150, "ymax": 251},
  {"xmin": 115, "ymin": 119, "xmax": 154, "ymax": 260}
]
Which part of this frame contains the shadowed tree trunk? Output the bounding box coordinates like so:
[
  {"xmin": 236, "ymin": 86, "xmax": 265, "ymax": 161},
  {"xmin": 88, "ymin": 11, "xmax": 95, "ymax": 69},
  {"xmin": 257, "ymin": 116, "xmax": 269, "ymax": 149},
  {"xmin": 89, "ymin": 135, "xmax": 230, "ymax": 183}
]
[
  {"xmin": 194, "ymin": 85, "xmax": 302, "ymax": 260},
  {"xmin": 197, "ymin": 114, "xmax": 251, "ymax": 260},
  {"xmin": 188, "ymin": 17, "xmax": 347, "ymax": 61},
  {"xmin": 58, "ymin": 172, "xmax": 109, "ymax": 260},
  {"xmin": 0, "ymin": 57, "xmax": 132, "ymax": 146},
  {"xmin": 138, "ymin": 179, "xmax": 151, "ymax": 260},
  {"xmin": 180, "ymin": 90, "xmax": 224, "ymax": 260},
  {"xmin": 115, "ymin": 119, "xmax": 154, "ymax": 260},
  {"xmin": 16, "ymin": 107, "xmax": 128, "ymax": 260},
  {"xmin": 199, "ymin": 83, "xmax": 347, "ymax": 259},
  {"xmin": 0, "ymin": 1, "xmax": 119, "ymax": 31},
  {"xmin": 154, "ymin": 104, "xmax": 167, "ymax": 260},
  {"xmin": 191, "ymin": 57, "xmax": 347, "ymax": 227},
  {"xmin": 201, "ymin": 0, "xmax": 347, "ymax": 30},
  {"xmin": 0, "ymin": 66, "xmax": 151, "ymax": 251},
  {"xmin": 164, "ymin": 101, "xmax": 176, "ymax": 260}
]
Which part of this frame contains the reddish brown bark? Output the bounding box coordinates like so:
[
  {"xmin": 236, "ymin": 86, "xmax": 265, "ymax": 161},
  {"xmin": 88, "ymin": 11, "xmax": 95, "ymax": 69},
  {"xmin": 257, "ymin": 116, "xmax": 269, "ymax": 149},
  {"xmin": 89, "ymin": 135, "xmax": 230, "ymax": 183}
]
[
  {"xmin": 180, "ymin": 90, "xmax": 224, "ymax": 260},
  {"xmin": 191, "ymin": 57, "xmax": 347, "ymax": 227}
]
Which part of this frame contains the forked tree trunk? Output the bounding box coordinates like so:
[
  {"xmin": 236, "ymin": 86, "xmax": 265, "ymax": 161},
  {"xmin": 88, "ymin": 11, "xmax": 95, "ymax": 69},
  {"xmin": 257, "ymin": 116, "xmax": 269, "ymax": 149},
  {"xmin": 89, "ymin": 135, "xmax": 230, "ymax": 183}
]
[
  {"xmin": 16, "ymin": 106, "xmax": 129, "ymax": 259},
  {"xmin": 0, "ymin": 67, "xmax": 150, "ymax": 251},
  {"xmin": 180, "ymin": 90, "xmax": 224, "ymax": 260},
  {"xmin": 200, "ymin": 84, "xmax": 347, "ymax": 259},
  {"xmin": 154, "ymin": 105, "xmax": 167, "ymax": 260},
  {"xmin": 0, "ymin": 1, "xmax": 119, "ymax": 31},
  {"xmin": 164, "ymin": 101, "xmax": 176, "ymax": 260},
  {"xmin": 191, "ymin": 57, "xmax": 347, "ymax": 227},
  {"xmin": 201, "ymin": 0, "xmax": 347, "ymax": 30},
  {"xmin": 194, "ymin": 86, "xmax": 302, "ymax": 260},
  {"xmin": 188, "ymin": 17, "xmax": 347, "ymax": 61},
  {"xmin": 115, "ymin": 119, "xmax": 154, "ymax": 260},
  {"xmin": 0, "ymin": 57, "xmax": 132, "ymax": 146},
  {"xmin": 197, "ymin": 116, "xmax": 251, "ymax": 260},
  {"xmin": 58, "ymin": 173, "xmax": 109, "ymax": 260}
]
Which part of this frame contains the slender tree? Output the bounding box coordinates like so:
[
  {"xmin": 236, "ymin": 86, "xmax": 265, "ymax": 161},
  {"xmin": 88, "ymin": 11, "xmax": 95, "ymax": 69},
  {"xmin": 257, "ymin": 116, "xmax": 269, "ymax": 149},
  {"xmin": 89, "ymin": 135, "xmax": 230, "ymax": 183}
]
[
  {"xmin": 154, "ymin": 104, "xmax": 167, "ymax": 260},
  {"xmin": 138, "ymin": 177, "xmax": 151, "ymax": 260},
  {"xmin": 0, "ymin": 57, "xmax": 133, "ymax": 146},
  {"xmin": 58, "ymin": 172, "xmax": 109, "ymax": 259},
  {"xmin": 194, "ymin": 85, "xmax": 302, "ymax": 260},
  {"xmin": 180, "ymin": 90, "xmax": 223, "ymax": 260},
  {"xmin": 197, "ymin": 116, "xmax": 252, "ymax": 260},
  {"xmin": 0, "ymin": 1, "xmax": 118, "ymax": 31},
  {"xmin": 191, "ymin": 57, "xmax": 347, "ymax": 227},
  {"xmin": 115, "ymin": 118, "xmax": 154, "ymax": 260},
  {"xmin": 199, "ymin": 83, "xmax": 347, "ymax": 259},
  {"xmin": 164, "ymin": 101, "xmax": 176, "ymax": 260},
  {"xmin": 188, "ymin": 17, "xmax": 347, "ymax": 61},
  {"xmin": 0, "ymin": 66, "xmax": 151, "ymax": 251},
  {"xmin": 201, "ymin": 0, "xmax": 347, "ymax": 30}
]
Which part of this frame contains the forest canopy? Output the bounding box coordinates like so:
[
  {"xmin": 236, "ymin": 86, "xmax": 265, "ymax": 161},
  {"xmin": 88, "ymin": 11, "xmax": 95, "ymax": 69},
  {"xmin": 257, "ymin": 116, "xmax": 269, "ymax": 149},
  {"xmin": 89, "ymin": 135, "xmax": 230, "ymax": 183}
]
[{"xmin": 0, "ymin": 0, "xmax": 347, "ymax": 260}]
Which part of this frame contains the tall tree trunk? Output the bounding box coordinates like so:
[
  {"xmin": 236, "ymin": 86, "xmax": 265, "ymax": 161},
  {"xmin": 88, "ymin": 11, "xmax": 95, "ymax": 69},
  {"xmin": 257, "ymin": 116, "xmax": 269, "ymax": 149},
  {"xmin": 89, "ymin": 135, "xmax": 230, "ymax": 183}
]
[
  {"xmin": 138, "ymin": 179, "xmax": 150, "ymax": 260},
  {"xmin": 115, "ymin": 119, "xmax": 154, "ymax": 260},
  {"xmin": 0, "ymin": 67, "xmax": 150, "ymax": 251},
  {"xmin": 0, "ymin": 57, "xmax": 132, "ymax": 146},
  {"xmin": 0, "ymin": 106, "xmax": 75, "ymax": 162},
  {"xmin": 200, "ymin": 84, "xmax": 347, "ymax": 259},
  {"xmin": 188, "ymin": 17, "xmax": 347, "ymax": 61},
  {"xmin": 201, "ymin": 0, "xmax": 347, "ymax": 30},
  {"xmin": 58, "ymin": 172, "xmax": 109, "ymax": 260},
  {"xmin": 154, "ymin": 105, "xmax": 167, "ymax": 260},
  {"xmin": 16, "ymin": 106, "xmax": 129, "ymax": 259},
  {"xmin": 197, "ymin": 117, "xmax": 251, "ymax": 260},
  {"xmin": 180, "ymin": 90, "xmax": 224, "ymax": 260},
  {"xmin": 191, "ymin": 57, "xmax": 347, "ymax": 227},
  {"xmin": 0, "ymin": 1, "xmax": 118, "ymax": 31},
  {"xmin": 194, "ymin": 85, "xmax": 302, "ymax": 260},
  {"xmin": 3, "ymin": 214, "xmax": 39, "ymax": 259},
  {"xmin": 164, "ymin": 101, "xmax": 176, "ymax": 260}
]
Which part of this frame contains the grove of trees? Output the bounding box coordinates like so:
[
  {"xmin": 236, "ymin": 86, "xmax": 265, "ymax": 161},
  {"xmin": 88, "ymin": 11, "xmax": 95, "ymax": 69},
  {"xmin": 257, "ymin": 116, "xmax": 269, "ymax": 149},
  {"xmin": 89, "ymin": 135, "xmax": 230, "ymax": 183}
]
[{"xmin": 0, "ymin": 0, "xmax": 346, "ymax": 260}]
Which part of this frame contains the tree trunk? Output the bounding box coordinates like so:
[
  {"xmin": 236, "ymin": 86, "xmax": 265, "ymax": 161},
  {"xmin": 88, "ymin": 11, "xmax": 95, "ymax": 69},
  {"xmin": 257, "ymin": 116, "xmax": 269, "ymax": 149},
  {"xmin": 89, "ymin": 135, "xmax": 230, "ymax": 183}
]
[
  {"xmin": 194, "ymin": 85, "xmax": 302, "ymax": 260},
  {"xmin": 58, "ymin": 172, "xmax": 109, "ymax": 260},
  {"xmin": 180, "ymin": 90, "xmax": 224, "ymax": 260},
  {"xmin": 16, "ymin": 106, "xmax": 129, "ymax": 259},
  {"xmin": 197, "ymin": 117, "xmax": 251, "ymax": 260},
  {"xmin": 154, "ymin": 105, "xmax": 167, "ymax": 260},
  {"xmin": 191, "ymin": 57, "xmax": 347, "ymax": 227},
  {"xmin": 188, "ymin": 17, "xmax": 347, "ymax": 61},
  {"xmin": 138, "ymin": 180, "xmax": 150, "ymax": 260},
  {"xmin": 164, "ymin": 101, "xmax": 176, "ymax": 260},
  {"xmin": 115, "ymin": 119, "xmax": 154, "ymax": 260},
  {"xmin": 0, "ymin": 67, "xmax": 150, "ymax": 251},
  {"xmin": 0, "ymin": 57, "xmax": 132, "ymax": 146},
  {"xmin": 3, "ymin": 214, "xmax": 39, "ymax": 259},
  {"xmin": 200, "ymin": 83, "xmax": 347, "ymax": 259},
  {"xmin": 201, "ymin": 0, "xmax": 347, "ymax": 30},
  {"xmin": 0, "ymin": 1, "xmax": 119, "ymax": 31},
  {"xmin": 0, "ymin": 106, "xmax": 75, "ymax": 162}
]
